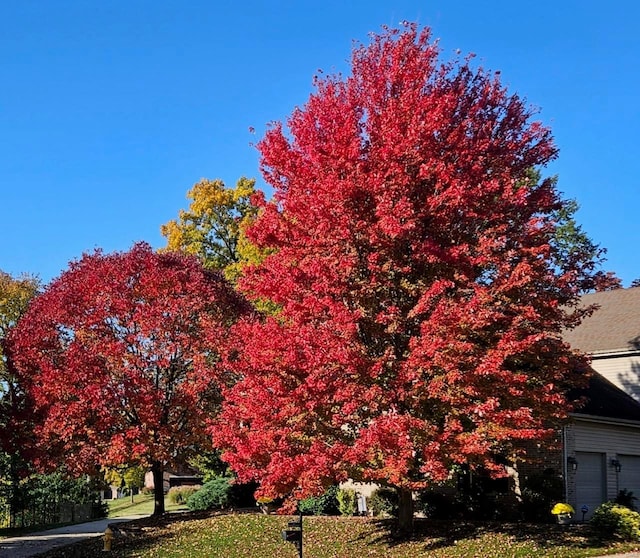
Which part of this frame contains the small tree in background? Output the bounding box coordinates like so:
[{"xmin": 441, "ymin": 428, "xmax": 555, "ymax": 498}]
[
  {"xmin": 104, "ymin": 465, "xmax": 146, "ymax": 503},
  {"xmin": 161, "ymin": 177, "xmax": 263, "ymax": 283},
  {"xmin": 9, "ymin": 243, "xmax": 248, "ymax": 516},
  {"xmin": 0, "ymin": 271, "xmax": 39, "ymax": 517}
]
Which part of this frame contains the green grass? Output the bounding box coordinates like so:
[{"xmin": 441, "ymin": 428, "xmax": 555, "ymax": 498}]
[
  {"xmin": 107, "ymin": 493, "xmax": 187, "ymax": 517},
  {"xmin": 34, "ymin": 513, "xmax": 640, "ymax": 557}
]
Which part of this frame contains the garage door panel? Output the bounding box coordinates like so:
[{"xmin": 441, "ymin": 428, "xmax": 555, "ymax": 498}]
[
  {"xmin": 575, "ymin": 452, "xmax": 605, "ymax": 520},
  {"xmin": 619, "ymin": 455, "xmax": 640, "ymax": 503}
]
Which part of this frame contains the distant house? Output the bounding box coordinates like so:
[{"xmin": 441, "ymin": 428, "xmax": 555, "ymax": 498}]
[
  {"xmin": 561, "ymin": 287, "xmax": 640, "ymax": 518},
  {"xmin": 144, "ymin": 464, "xmax": 203, "ymax": 494}
]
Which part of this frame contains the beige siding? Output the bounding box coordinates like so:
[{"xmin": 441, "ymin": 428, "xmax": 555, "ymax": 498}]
[
  {"xmin": 566, "ymin": 419, "xmax": 640, "ymax": 511},
  {"xmin": 339, "ymin": 480, "xmax": 379, "ymax": 498},
  {"xmin": 590, "ymin": 354, "xmax": 640, "ymax": 402}
]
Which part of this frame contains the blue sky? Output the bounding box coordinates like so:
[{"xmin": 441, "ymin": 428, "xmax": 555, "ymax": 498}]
[{"xmin": 1, "ymin": 1, "xmax": 638, "ymax": 285}]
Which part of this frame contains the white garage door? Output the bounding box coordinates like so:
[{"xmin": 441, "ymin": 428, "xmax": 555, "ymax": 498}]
[
  {"xmin": 575, "ymin": 452, "xmax": 606, "ymax": 519},
  {"xmin": 619, "ymin": 455, "xmax": 640, "ymax": 504}
]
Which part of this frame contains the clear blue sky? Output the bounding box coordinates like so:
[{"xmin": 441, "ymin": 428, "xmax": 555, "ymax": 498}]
[{"xmin": 2, "ymin": 1, "xmax": 638, "ymax": 285}]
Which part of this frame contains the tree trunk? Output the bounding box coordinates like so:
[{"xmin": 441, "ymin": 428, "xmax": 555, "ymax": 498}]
[
  {"xmin": 151, "ymin": 462, "xmax": 165, "ymax": 516},
  {"xmin": 396, "ymin": 487, "xmax": 414, "ymax": 536}
]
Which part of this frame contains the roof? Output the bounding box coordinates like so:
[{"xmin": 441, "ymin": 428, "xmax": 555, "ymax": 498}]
[
  {"xmin": 563, "ymin": 287, "xmax": 640, "ymax": 354},
  {"xmin": 572, "ymin": 372, "xmax": 640, "ymax": 421}
]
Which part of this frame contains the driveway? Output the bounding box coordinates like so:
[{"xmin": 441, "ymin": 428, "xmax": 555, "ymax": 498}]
[{"xmin": 0, "ymin": 515, "xmax": 147, "ymax": 558}]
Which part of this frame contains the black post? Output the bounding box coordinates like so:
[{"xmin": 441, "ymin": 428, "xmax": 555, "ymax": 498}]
[
  {"xmin": 281, "ymin": 508, "xmax": 303, "ymax": 558},
  {"xmin": 298, "ymin": 510, "xmax": 303, "ymax": 558}
]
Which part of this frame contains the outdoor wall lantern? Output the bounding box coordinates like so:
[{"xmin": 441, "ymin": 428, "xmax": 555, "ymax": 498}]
[
  {"xmin": 567, "ymin": 456, "xmax": 578, "ymax": 472},
  {"xmin": 611, "ymin": 458, "xmax": 622, "ymax": 473}
]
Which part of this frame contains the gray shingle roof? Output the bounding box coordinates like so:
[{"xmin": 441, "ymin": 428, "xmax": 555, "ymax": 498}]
[{"xmin": 563, "ymin": 287, "xmax": 640, "ymax": 354}]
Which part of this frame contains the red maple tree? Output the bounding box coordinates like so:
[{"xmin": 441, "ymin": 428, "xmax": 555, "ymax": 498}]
[
  {"xmin": 214, "ymin": 25, "xmax": 594, "ymax": 532},
  {"xmin": 9, "ymin": 243, "xmax": 248, "ymax": 515}
]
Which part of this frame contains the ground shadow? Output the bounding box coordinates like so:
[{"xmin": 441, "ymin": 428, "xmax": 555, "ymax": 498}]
[{"xmin": 354, "ymin": 518, "xmax": 616, "ymax": 554}]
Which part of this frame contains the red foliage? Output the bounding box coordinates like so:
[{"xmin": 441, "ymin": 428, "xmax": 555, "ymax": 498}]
[
  {"xmin": 9, "ymin": 243, "xmax": 248, "ymax": 475},
  {"xmin": 592, "ymin": 270, "xmax": 623, "ymax": 291},
  {"xmin": 214, "ymin": 25, "xmax": 592, "ymax": 508}
]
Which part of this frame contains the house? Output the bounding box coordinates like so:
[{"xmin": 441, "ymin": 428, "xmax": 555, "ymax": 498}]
[
  {"xmin": 561, "ymin": 287, "xmax": 640, "ymax": 519},
  {"xmin": 144, "ymin": 464, "xmax": 203, "ymax": 494}
]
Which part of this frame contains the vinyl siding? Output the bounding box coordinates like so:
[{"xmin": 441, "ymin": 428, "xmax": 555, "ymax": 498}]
[{"xmin": 591, "ymin": 354, "xmax": 640, "ymax": 403}]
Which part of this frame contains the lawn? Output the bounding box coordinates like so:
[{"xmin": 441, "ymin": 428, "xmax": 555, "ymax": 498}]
[
  {"xmin": 35, "ymin": 512, "xmax": 640, "ymax": 558},
  {"xmin": 107, "ymin": 493, "xmax": 187, "ymax": 518}
]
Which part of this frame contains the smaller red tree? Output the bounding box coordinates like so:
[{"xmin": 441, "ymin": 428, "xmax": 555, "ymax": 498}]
[{"xmin": 8, "ymin": 243, "xmax": 248, "ymax": 515}]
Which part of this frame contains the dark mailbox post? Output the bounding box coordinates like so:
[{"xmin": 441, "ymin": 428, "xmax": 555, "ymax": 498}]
[{"xmin": 281, "ymin": 510, "xmax": 303, "ymax": 558}]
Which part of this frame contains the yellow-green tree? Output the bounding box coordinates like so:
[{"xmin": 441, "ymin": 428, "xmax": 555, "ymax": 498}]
[
  {"xmin": 104, "ymin": 465, "xmax": 146, "ymax": 503},
  {"xmin": 0, "ymin": 271, "xmax": 39, "ymax": 375},
  {"xmin": 161, "ymin": 177, "xmax": 262, "ymax": 282},
  {"xmin": 0, "ymin": 271, "xmax": 39, "ymax": 506}
]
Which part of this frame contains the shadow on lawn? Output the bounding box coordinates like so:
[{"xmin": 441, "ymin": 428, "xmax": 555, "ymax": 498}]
[
  {"xmin": 37, "ymin": 512, "xmax": 627, "ymax": 557},
  {"xmin": 36, "ymin": 511, "xmax": 214, "ymax": 558},
  {"xmin": 358, "ymin": 518, "xmax": 607, "ymax": 553}
]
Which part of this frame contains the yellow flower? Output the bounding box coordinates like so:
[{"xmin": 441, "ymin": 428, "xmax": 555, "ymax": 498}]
[
  {"xmin": 257, "ymin": 496, "xmax": 273, "ymax": 504},
  {"xmin": 551, "ymin": 503, "xmax": 574, "ymax": 515}
]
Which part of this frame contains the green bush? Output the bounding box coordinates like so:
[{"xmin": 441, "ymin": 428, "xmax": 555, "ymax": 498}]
[
  {"xmin": 299, "ymin": 485, "xmax": 339, "ymax": 516},
  {"xmin": 168, "ymin": 485, "xmax": 201, "ymax": 505},
  {"xmin": 368, "ymin": 487, "xmax": 398, "ymax": 517},
  {"xmin": 186, "ymin": 477, "xmax": 232, "ymax": 511},
  {"xmin": 615, "ymin": 489, "xmax": 638, "ymax": 511},
  {"xmin": 591, "ymin": 502, "xmax": 640, "ymax": 541},
  {"xmin": 337, "ymin": 488, "xmax": 357, "ymax": 516}
]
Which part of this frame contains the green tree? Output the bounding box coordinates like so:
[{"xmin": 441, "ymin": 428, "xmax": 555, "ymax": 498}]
[
  {"xmin": 550, "ymin": 195, "xmax": 620, "ymax": 291},
  {"xmin": 104, "ymin": 465, "xmax": 146, "ymax": 503}
]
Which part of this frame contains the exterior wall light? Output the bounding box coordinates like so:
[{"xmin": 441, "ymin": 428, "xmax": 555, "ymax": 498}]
[
  {"xmin": 611, "ymin": 458, "xmax": 622, "ymax": 473},
  {"xmin": 567, "ymin": 456, "xmax": 578, "ymax": 472}
]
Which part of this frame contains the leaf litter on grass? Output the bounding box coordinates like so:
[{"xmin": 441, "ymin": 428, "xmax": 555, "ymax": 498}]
[{"xmin": 33, "ymin": 513, "xmax": 640, "ymax": 558}]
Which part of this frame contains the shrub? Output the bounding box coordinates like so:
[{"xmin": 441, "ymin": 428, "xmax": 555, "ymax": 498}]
[
  {"xmin": 228, "ymin": 481, "xmax": 258, "ymax": 508},
  {"xmin": 186, "ymin": 477, "xmax": 232, "ymax": 511},
  {"xmin": 93, "ymin": 499, "xmax": 109, "ymax": 518},
  {"xmin": 299, "ymin": 485, "xmax": 339, "ymax": 516},
  {"xmin": 337, "ymin": 488, "xmax": 357, "ymax": 516},
  {"xmin": 591, "ymin": 502, "xmax": 640, "ymax": 541},
  {"xmin": 519, "ymin": 471, "xmax": 564, "ymax": 522},
  {"xmin": 368, "ymin": 487, "xmax": 398, "ymax": 517},
  {"xmin": 616, "ymin": 489, "xmax": 638, "ymax": 511},
  {"xmin": 168, "ymin": 485, "xmax": 200, "ymax": 505},
  {"xmin": 417, "ymin": 490, "xmax": 460, "ymax": 520}
]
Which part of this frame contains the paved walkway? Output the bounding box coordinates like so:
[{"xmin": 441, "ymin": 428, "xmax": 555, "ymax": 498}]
[{"xmin": 0, "ymin": 515, "xmax": 148, "ymax": 558}]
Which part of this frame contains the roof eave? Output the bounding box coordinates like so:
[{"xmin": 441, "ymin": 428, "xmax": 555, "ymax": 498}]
[{"xmin": 570, "ymin": 412, "xmax": 640, "ymax": 429}]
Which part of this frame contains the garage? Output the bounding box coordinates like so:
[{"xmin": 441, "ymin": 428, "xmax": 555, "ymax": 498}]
[
  {"xmin": 575, "ymin": 451, "xmax": 606, "ymax": 519},
  {"xmin": 618, "ymin": 454, "xmax": 640, "ymax": 505}
]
